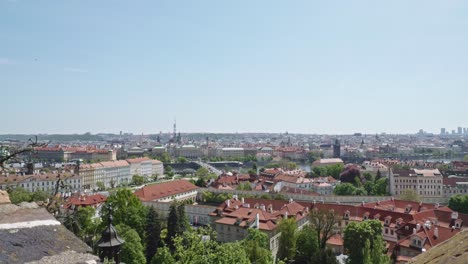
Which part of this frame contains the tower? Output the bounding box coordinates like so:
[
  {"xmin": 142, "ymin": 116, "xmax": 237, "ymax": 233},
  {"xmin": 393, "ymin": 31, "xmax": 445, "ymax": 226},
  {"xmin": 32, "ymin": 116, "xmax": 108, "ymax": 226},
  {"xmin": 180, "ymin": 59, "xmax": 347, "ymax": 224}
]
[
  {"xmin": 333, "ymin": 139, "xmax": 341, "ymax": 158},
  {"xmin": 173, "ymin": 119, "xmax": 177, "ymax": 139}
]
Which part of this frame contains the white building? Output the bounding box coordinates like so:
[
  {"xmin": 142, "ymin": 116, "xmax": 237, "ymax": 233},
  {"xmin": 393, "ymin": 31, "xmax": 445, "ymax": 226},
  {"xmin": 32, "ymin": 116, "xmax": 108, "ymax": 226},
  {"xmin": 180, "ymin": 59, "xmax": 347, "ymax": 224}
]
[
  {"xmin": 218, "ymin": 147, "xmax": 245, "ymax": 159},
  {"xmin": 388, "ymin": 168, "xmax": 443, "ymax": 197},
  {"xmin": 152, "ymin": 159, "xmax": 164, "ymax": 176},
  {"xmin": 126, "ymin": 157, "xmax": 153, "ymax": 177}
]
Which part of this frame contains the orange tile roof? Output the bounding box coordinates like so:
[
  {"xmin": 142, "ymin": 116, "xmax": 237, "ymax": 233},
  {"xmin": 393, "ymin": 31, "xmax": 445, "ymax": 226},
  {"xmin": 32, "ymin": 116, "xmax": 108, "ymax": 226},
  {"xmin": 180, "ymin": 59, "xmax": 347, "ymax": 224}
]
[{"xmin": 134, "ymin": 180, "xmax": 198, "ymax": 202}]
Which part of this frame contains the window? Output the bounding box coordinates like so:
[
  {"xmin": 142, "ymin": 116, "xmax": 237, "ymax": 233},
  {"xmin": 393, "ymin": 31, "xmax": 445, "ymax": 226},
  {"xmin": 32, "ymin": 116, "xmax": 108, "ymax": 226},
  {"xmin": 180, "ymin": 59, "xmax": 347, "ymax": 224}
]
[{"xmin": 385, "ymin": 228, "xmax": 388, "ymax": 234}]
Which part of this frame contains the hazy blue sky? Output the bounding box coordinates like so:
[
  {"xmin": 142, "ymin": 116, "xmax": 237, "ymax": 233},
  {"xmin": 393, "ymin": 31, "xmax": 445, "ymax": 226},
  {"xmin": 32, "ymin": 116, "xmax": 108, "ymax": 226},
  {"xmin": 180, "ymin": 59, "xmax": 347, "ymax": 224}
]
[{"xmin": 1, "ymin": 0, "xmax": 467, "ymax": 135}]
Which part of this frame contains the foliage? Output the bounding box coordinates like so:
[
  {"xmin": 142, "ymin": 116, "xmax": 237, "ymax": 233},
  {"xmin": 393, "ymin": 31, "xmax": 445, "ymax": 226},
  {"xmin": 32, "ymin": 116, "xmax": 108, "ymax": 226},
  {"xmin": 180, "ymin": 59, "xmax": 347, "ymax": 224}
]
[
  {"xmin": 201, "ymin": 192, "xmax": 233, "ymax": 204},
  {"xmin": 343, "ymin": 220, "xmax": 390, "ymax": 264},
  {"xmin": 151, "ymin": 246, "xmax": 175, "ymax": 264},
  {"xmin": 237, "ymin": 182, "xmax": 252, "ymax": 191},
  {"xmin": 277, "ymin": 218, "xmax": 297, "ymax": 261},
  {"xmin": 132, "ymin": 174, "xmax": 146, "ymax": 186},
  {"xmin": 165, "ymin": 166, "xmax": 174, "ymax": 177},
  {"xmin": 339, "ymin": 165, "xmax": 362, "ymax": 184},
  {"xmin": 309, "ymin": 209, "xmax": 340, "ymax": 252},
  {"xmin": 399, "ymin": 189, "xmax": 421, "ymax": 202},
  {"xmin": 333, "ymin": 183, "xmax": 357, "ymax": 195},
  {"xmin": 448, "ymin": 195, "xmax": 468, "ymax": 214},
  {"xmin": 242, "ymin": 228, "xmax": 273, "ymax": 264},
  {"xmin": 96, "ymin": 181, "xmax": 105, "ymax": 191},
  {"xmin": 166, "ymin": 202, "xmax": 188, "ymax": 250},
  {"xmin": 101, "ymin": 189, "xmax": 148, "ymax": 237},
  {"xmin": 177, "ymin": 156, "xmax": 188, "ymax": 163},
  {"xmin": 172, "ymin": 230, "xmax": 250, "ymax": 264},
  {"xmin": 8, "ymin": 187, "xmax": 32, "ymax": 204},
  {"xmin": 146, "ymin": 206, "xmax": 162, "ymax": 263},
  {"xmin": 264, "ymin": 163, "xmax": 280, "ymax": 168},
  {"xmin": 312, "ymin": 163, "xmax": 344, "ymax": 179},
  {"xmin": 307, "ymin": 151, "xmax": 323, "ymax": 163},
  {"xmin": 465, "ymin": 155, "xmax": 468, "ymax": 161},
  {"xmin": 295, "ymin": 226, "xmax": 319, "ymax": 264},
  {"xmin": 115, "ymin": 224, "xmax": 147, "ymax": 264},
  {"xmin": 194, "ymin": 177, "xmax": 206, "ymax": 187}
]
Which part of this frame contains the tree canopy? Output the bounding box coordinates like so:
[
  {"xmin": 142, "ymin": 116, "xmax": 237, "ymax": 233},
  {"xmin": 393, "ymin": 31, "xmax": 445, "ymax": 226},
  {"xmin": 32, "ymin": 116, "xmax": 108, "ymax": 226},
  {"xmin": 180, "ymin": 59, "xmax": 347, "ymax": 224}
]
[
  {"xmin": 115, "ymin": 224, "xmax": 147, "ymax": 264},
  {"xmin": 449, "ymin": 195, "xmax": 468, "ymax": 214},
  {"xmin": 344, "ymin": 220, "xmax": 390, "ymax": 264}
]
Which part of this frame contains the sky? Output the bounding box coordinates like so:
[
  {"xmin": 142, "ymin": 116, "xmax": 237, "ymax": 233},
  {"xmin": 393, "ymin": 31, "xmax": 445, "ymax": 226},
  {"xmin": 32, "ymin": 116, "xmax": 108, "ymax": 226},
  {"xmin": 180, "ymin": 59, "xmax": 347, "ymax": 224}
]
[{"xmin": 1, "ymin": 0, "xmax": 467, "ymax": 135}]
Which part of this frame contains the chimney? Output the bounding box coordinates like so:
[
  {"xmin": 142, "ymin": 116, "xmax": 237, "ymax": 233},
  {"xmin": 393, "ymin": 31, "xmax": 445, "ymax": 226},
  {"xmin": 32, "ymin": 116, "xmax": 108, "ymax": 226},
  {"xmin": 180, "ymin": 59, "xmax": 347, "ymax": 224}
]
[
  {"xmin": 413, "ymin": 228, "xmax": 416, "ymax": 234},
  {"xmin": 241, "ymin": 197, "xmax": 245, "ymax": 203},
  {"xmin": 451, "ymin": 212, "xmax": 459, "ymax": 220},
  {"xmin": 260, "ymin": 204, "xmax": 266, "ymax": 211},
  {"xmin": 416, "ymin": 224, "xmax": 421, "ymax": 231},
  {"xmin": 289, "ymin": 198, "xmax": 293, "ymax": 203},
  {"xmin": 256, "ymin": 213, "xmax": 260, "ymax": 229},
  {"xmin": 284, "ymin": 212, "xmax": 288, "ymax": 219},
  {"xmin": 434, "ymin": 227, "xmax": 439, "ymax": 238},
  {"xmin": 226, "ymin": 199, "xmax": 230, "ymax": 207}
]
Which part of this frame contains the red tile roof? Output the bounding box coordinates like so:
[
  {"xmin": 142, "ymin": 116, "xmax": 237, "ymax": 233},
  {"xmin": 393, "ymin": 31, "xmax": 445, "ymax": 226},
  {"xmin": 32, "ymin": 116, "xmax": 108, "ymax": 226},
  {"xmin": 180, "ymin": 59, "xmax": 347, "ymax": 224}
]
[
  {"xmin": 64, "ymin": 193, "xmax": 107, "ymax": 208},
  {"xmin": 134, "ymin": 180, "xmax": 198, "ymax": 202}
]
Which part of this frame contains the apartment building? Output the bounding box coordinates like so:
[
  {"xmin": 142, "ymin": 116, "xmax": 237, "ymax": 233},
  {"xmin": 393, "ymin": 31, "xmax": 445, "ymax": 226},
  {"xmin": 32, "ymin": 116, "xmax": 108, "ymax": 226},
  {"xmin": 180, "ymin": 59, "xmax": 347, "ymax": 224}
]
[
  {"xmin": 79, "ymin": 160, "xmax": 130, "ymax": 189},
  {"xmin": 0, "ymin": 173, "xmax": 81, "ymax": 193},
  {"xmin": 126, "ymin": 157, "xmax": 153, "ymax": 177},
  {"xmin": 388, "ymin": 168, "xmax": 443, "ymax": 197},
  {"xmin": 209, "ymin": 197, "xmax": 309, "ymax": 257},
  {"xmin": 218, "ymin": 147, "xmax": 245, "ymax": 159},
  {"xmin": 152, "ymin": 159, "xmax": 164, "ymax": 176}
]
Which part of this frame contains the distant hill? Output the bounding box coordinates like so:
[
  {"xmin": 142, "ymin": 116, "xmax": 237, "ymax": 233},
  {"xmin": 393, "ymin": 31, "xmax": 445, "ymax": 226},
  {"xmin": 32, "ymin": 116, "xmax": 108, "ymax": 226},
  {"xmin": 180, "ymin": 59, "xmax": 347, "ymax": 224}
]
[{"xmin": 0, "ymin": 133, "xmax": 104, "ymax": 142}]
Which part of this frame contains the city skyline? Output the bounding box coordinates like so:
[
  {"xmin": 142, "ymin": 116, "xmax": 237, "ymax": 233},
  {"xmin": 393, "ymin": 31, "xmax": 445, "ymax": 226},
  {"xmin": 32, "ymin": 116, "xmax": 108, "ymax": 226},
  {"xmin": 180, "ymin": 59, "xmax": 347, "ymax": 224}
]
[{"xmin": 2, "ymin": 1, "xmax": 468, "ymax": 134}]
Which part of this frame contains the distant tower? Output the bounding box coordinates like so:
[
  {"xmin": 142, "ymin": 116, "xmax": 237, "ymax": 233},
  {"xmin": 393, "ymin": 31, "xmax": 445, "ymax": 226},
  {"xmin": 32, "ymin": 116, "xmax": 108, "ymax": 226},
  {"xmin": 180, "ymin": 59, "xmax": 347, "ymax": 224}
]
[
  {"xmin": 173, "ymin": 119, "xmax": 177, "ymax": 139},
  {"xmin": 333, "ymin": 139, "xmax": 341, "ymax": 158},
  {"xmin": 361, "ymin": 138, "xmax": 365, "ymax": 148}
]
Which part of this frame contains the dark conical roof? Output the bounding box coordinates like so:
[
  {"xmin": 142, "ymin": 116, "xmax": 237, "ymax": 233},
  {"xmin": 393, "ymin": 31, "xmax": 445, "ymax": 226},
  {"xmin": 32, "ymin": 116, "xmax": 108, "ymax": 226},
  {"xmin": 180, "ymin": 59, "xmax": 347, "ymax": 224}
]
[{"xmin": 97, "ymin": 216, "xmax": 125, "ymax": 248}]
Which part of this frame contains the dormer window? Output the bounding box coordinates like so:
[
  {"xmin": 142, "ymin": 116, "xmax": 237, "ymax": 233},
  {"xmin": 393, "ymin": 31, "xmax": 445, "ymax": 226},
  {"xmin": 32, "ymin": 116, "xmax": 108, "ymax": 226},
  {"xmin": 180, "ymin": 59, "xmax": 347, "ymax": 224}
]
[
  {"xmin": 363, "ymin": 213, "xmax": 369, "ymax": 220},
  {"xmin": 344, "ymin": 210, "xmax": 350, "ymax": 220},
  {"xmin": 455, "ymin": 219, "xmax": 462, "ymax": 229}
]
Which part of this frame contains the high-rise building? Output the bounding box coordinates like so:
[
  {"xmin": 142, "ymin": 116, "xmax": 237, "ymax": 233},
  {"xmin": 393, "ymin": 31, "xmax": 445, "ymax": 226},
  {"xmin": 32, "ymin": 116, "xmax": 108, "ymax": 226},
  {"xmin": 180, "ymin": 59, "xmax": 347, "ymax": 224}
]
[
  {"xmin": 440, "ymin": 128, "xmax": 446, "ymax": 135},
  {"xmin": 458, "ymin": 127, "xmax": 463, "ymax": 135}
]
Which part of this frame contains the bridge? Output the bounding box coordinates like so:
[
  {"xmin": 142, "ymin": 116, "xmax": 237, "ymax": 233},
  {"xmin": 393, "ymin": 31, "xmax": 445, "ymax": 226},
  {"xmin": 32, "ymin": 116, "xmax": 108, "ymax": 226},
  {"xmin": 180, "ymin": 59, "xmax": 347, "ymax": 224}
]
[{"xmin": 194, "ymin": 161, "xmax": 223, "ymax": 176}]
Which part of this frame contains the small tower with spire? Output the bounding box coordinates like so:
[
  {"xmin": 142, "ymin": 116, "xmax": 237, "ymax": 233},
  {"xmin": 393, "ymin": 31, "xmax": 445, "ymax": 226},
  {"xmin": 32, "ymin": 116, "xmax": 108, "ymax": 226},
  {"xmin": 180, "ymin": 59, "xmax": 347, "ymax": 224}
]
[{"xmin": 97, "ymin": 208, "xmax": 125, "ymax": 264}]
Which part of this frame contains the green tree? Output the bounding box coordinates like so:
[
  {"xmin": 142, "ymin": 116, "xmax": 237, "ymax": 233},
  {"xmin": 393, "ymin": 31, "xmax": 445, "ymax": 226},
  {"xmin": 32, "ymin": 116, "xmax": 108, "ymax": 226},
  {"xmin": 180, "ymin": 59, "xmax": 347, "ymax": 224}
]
[
  {"xmin": 115, "ymin": 225, "xmax": 146, "ymax": 264},
  {"xmin": 132, "ymin": 174, "xmax": 146, "ymax": 186},
  {"xmin": 333, "ymin": 183, "xmax": 356, "ymax": 195},
  {"xmin": 150, "ymin": 246, "xmax": 175, "ymax": 264},
  {"xmin": 252, "ymin": 163, "xmax": 258, "ymax": 171},
  {"xmin": 448, "ymin": 195, "xmax": 468, "ymax": 214},
  {"xmin": 464, "ymin": 155, "xmax": 468, "ymax": 161},
  {"xmin": 177, "ymin": 156, "xmax": 188, "ymax": 163},
  {"xmin": 344, "ymin": 220, "xmax": 389, "ymax": 264},
  {"xmin": 237, "ymin": 182, "xmax": 252, "ymax": 191},
  {"xmin": 295, "ymin": 226, "xmax": 319, "ymax": 264},
  {"xmin": 211, "ymin": 242, "xmax": 250, "ymax": 264},
  {"xmin": 8, "ymin": 187, "xmax": 32, "ymax": 204},
  {"xmin": 277, "ymin": 217, "xmax": 297, "ymax": 261},
  {"xmin": 399, "ymin": 189, "xmax": 421, "ymax": 202},
  {"xmin": 31, "ymin": 190, "xmax": 50, "ymax": 202},
  {"xmin": 96, "ymin": 181, "xmax": 105, "ymax": 191},
  {"xmin": 243, "ymin": 228, "xmax": 273, "ymax": 264},
  {"xmin": 165, "ymin": 166, "xmax": 174, "ymax": 177},
  {"xmin": 145, "ymin": 206, "xmax": 161, "ymax": 263},
  {"xmin": 166, "ymin": 202, "xmax": 188, "ymax": 250},
  {"xmin": 309, "ymin": 209, "xmax": 340, "ymax": 255},
  {"xmin": 373, "ymin": 178, "xmax": 388, "ymax": 196},
  {"xmin": 101, "ymin": 189, "xmax": 148, "ymax": 236}
]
